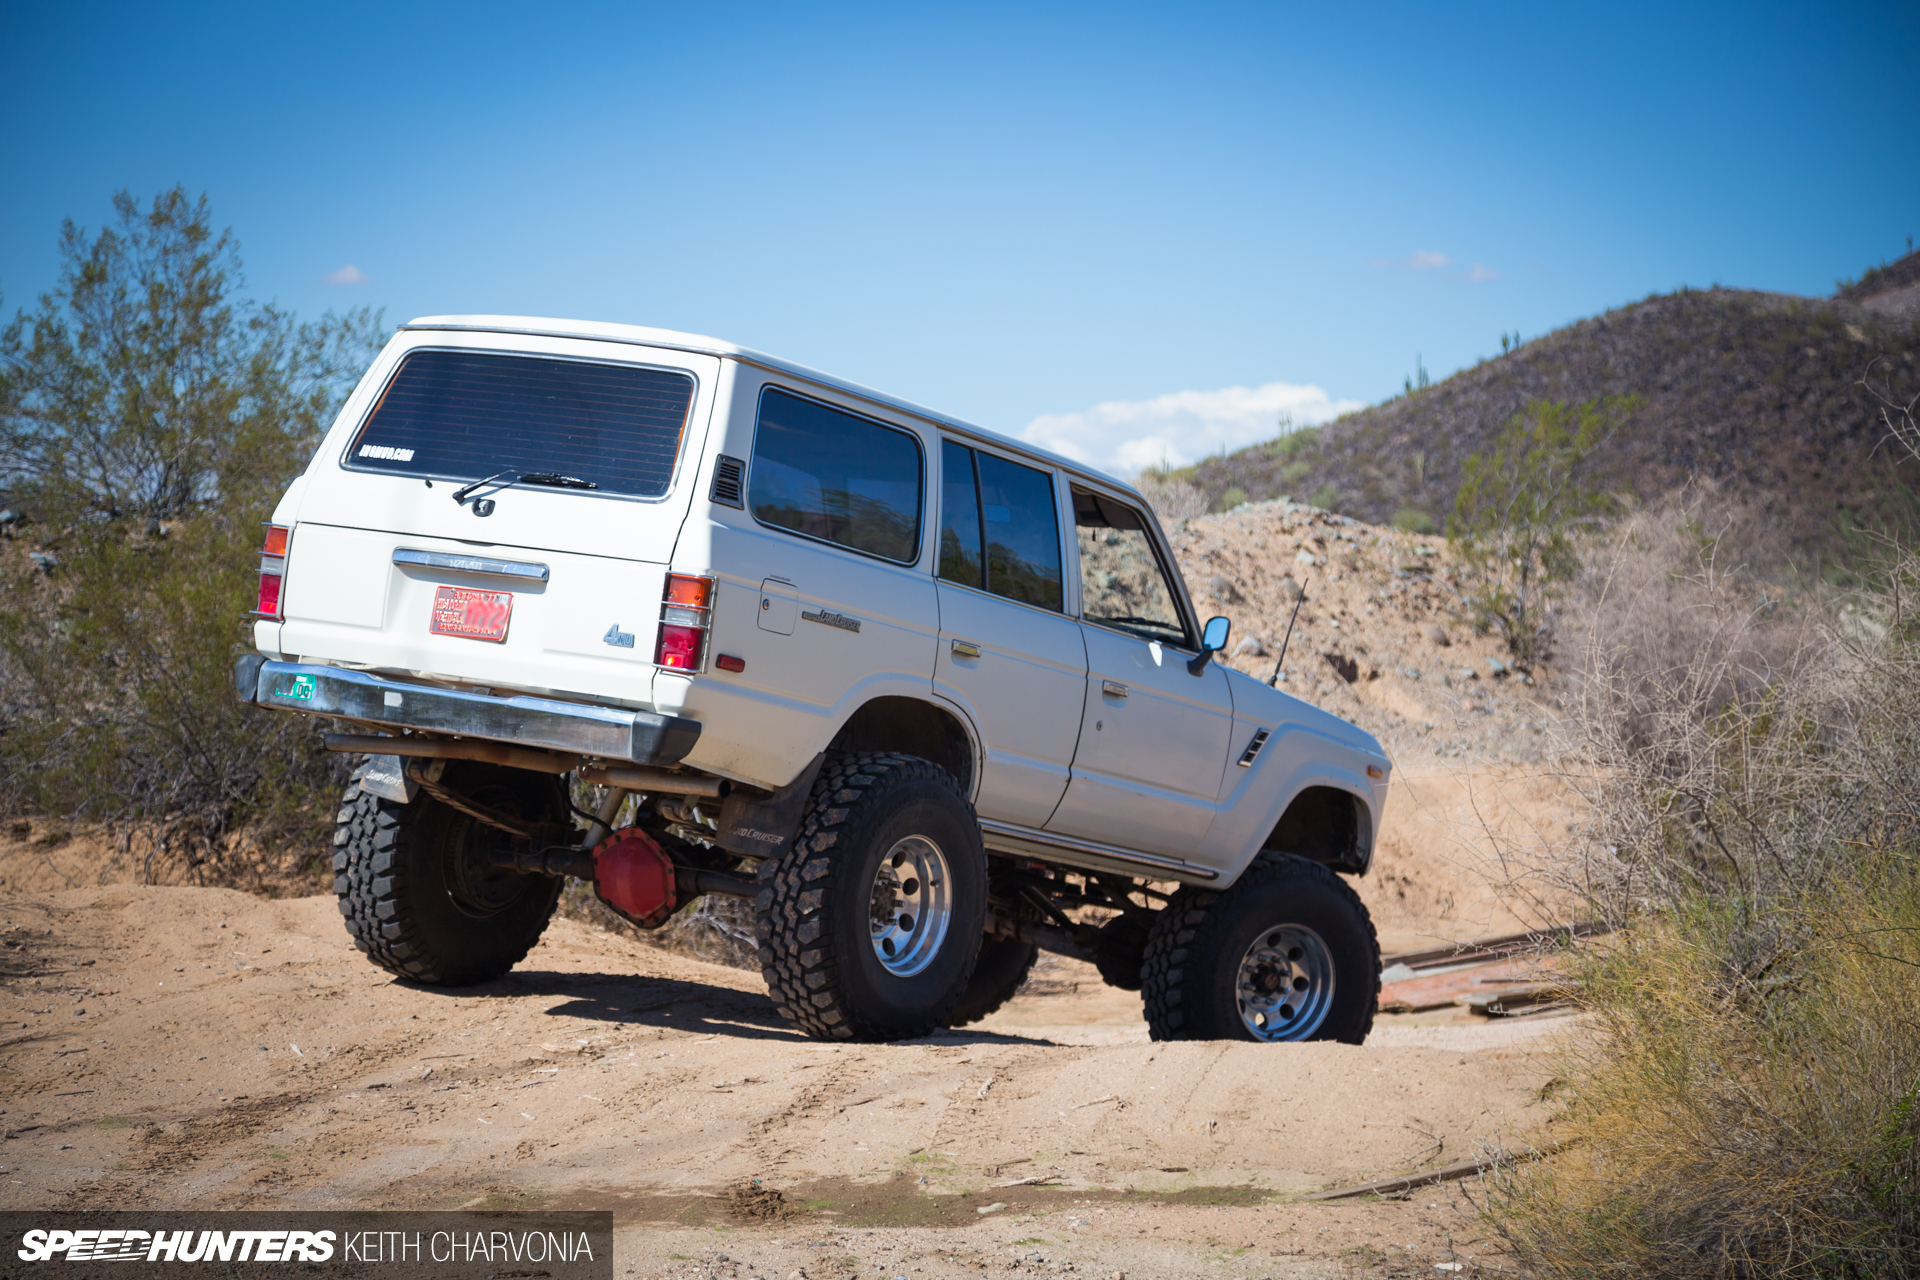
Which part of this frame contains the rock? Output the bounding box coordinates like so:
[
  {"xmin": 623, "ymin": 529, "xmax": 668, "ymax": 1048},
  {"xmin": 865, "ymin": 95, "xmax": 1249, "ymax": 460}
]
[
  {"xmin": 976, "ymin": 1201, "xmax": 1007, "ymax": 1215},
  {"xmin": 28, "ymin": 551, "xmax": 57, "ymax": 574},
  {"xmin": 1278, "ymin": 575, "xmax": 1305, "ymax": 600},
  {"xmin": 1234, "ymin": 636, "xmax": 1267, "ymax": 657},
  {"xmin": 1208, "ymin": 574, "xmax": 1243, "ymax": 603},
  {"xmin": 1426, "ymin": 625, "xmax": 1451, "ymax": 646},
  {"xmin": 1294, "ymin": 549, "xmax": 1317, "ymax": 566},
  {"xmin": 1487, "ymin": 657, "xmax": 1509, "ymax": 677},
  {"xmin": 1399, "ymin": 666, "xmax": 1421, "ymax": 680}
]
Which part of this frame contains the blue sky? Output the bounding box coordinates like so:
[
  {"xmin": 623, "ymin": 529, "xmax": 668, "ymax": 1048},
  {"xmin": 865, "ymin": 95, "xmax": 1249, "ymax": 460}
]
[{"xmin": 3, "ymin": 1, "xmax": 1916, "ymax": 473}]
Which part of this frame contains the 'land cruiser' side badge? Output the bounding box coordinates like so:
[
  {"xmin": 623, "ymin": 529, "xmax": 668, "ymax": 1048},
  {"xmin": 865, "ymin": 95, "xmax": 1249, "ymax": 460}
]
[
  {"xmin": 603, "ymin": 624, "xmax": 636, "ymax": 649},
  {"xmin": 801, "ymin": 609, "xmax": 861, "ymax": 634}
]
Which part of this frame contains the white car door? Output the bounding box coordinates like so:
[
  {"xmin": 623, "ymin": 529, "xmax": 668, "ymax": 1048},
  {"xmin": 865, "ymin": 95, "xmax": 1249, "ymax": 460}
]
[
  {"xmin": 1045, "ymin": 486, "xmax": 1235, "ymax": 858},
  {"xmin": 931, "ymin": 440, "xmax": 1087, "ymax": 827}
]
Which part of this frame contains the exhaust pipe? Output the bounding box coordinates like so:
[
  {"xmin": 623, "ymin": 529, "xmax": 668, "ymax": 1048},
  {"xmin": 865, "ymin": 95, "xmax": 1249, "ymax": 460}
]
[
  {"xmin": 324, "ymin": 733, "xmax": 577, "ymax": 774},
  {"xmin": 323, "ymin": 735, "xmax": 726, "ymax": 797}
]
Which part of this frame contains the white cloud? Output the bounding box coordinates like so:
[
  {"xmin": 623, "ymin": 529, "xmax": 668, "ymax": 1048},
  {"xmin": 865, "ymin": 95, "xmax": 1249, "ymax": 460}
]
[
  {"xmin": 1465, "ymin": 262, "xmax": 1502, "ymax": 282},
  {"xmin": 1020, "ymin": 381, "xmax": 1364, "ymax": 479},
  {"xmin": 323, "ymin": 264, "xmax": 370, "ymax": 285}
]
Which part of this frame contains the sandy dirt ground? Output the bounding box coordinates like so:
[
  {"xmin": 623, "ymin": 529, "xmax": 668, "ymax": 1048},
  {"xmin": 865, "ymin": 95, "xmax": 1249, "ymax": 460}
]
[{"xmin": 1, "ymin": 872, "xmax": 1571, "ymax": 1279}]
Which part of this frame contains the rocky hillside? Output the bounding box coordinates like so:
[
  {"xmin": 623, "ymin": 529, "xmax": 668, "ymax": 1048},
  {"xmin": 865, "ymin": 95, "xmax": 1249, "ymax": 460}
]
[
  {"xmin": 1190, "ymin": 253, "xmax": 1920, "ymax": 576},
  {"xmin": 1167, "ymin": 497, "xmax": 1552, "ymax": 765}
]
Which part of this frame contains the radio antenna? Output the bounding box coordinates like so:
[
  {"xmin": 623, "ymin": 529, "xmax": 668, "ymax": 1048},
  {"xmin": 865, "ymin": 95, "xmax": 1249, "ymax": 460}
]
[{"xmin": 1268, "ymin": 578, "xmax": 1310, "ymax": 688}]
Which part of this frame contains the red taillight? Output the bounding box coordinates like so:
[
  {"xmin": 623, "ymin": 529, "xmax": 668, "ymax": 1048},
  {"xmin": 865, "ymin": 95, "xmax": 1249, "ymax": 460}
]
[
  {"xmin": 655, "ymin": 623, "xmax": 705, "ymax": 670},
  {"xmin": 654, "ymin": 573, "xmax": 713, "ymax": 670},
  {"xmin": 255, "ymin": 524, "xmax": 289, "ymax": 619}
]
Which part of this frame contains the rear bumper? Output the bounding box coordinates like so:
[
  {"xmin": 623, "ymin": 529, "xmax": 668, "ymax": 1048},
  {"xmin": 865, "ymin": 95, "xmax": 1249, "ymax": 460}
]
[{"xmin": 235, "ymin": 656, "xmax": 700, "ymax": 766}]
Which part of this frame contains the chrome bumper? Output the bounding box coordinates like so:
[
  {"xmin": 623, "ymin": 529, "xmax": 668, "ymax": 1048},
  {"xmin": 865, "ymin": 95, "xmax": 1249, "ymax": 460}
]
[{"xmin": 235, "ymin": 656, "xmax": 700, "ymax": 766}]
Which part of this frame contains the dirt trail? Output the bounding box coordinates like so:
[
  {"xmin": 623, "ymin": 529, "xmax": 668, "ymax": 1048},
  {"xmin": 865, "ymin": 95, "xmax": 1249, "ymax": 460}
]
[{"xmin": 2, "ymin": 883, "xmax": 1564, "ymax": 1276}]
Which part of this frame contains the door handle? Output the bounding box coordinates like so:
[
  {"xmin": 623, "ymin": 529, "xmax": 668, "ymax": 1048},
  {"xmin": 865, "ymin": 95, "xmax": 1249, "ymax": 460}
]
[
  {"xmin": 950, "ymin": 639, "xmax": 982, "ymax": 660},
  {"xmin": 1102, "ymin": 680, "xmax": 1129, "ymax": 699}
]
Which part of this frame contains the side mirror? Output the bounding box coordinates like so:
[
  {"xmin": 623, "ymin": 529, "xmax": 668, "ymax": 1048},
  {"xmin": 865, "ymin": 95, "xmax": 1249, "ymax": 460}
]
[{"xmin": 1188, "ymin": 615, "xmax": 1231, "ymax": 675}]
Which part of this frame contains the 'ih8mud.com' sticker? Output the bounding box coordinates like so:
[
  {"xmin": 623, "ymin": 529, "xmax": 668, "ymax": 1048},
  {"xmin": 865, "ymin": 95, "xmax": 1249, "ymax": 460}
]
[{"xmin": 429, "ymin": 586, "xmax": 513, "ymax": 643}]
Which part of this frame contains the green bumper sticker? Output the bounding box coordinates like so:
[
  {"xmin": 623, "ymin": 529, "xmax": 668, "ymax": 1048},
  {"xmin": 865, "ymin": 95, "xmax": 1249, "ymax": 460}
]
[{"xmin": 274, "ymin": 674, "xmax": 318, "ymax": 701}]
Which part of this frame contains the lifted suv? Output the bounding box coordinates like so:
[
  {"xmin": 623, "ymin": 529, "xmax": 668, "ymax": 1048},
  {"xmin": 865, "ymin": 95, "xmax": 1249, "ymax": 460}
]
[{"xmin": 239, "ymin": 316, "xmax": 1392, "ymax": 1043}]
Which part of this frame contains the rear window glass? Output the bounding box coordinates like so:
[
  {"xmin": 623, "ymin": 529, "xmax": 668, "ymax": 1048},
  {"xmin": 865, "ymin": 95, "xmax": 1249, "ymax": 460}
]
[
  {"xmin": 750, "ymin": 387, "xmax": 923, "ymax": 563},
  {"xmin": 345, "ymin": 350, "xmax": 696, "ymax": 497}
]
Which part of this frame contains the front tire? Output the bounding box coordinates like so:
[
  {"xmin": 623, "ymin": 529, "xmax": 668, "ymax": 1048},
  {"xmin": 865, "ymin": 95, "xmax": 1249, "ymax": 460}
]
[
  {"xmin": 1140, "ymin": 854, "xmax": 1379, "ymax": 1044},
  {"xmin": 756, "ymin": 753, "xmax": 987, "ymax": 1041},
  {"xmin": 332, "ymin": 758, "xmax": 565, "ymax": 985}
]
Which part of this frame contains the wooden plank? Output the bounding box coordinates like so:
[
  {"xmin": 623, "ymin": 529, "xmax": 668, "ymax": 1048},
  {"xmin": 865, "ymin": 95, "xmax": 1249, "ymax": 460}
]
[{"xmin": 1304, "ymin": 1140, "xmax": 1576, "ymax": 1201}]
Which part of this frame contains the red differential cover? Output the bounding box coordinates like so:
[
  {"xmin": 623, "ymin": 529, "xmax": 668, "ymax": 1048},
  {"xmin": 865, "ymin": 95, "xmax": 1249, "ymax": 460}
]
[{"xmin": 593, "ymin": 827, "xmax": 677, "ymax": 929}]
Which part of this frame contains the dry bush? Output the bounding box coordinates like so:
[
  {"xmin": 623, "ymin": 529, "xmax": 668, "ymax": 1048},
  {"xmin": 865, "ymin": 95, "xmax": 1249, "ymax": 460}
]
[
  {"xmin": 1135, "ymin": 473, "xmax": 1208, "ymax": 526},
  {"xmin": 1484, "ymin": 492, "xmax": 1920, "ymax": 1276},
  {"xmin": 1490, "ymin": 854, "xmax": 1920, "ymax": 1277},
  {"xmin": 1547, "ymin": 486, "xmax": 1879, "ymax": 923}
]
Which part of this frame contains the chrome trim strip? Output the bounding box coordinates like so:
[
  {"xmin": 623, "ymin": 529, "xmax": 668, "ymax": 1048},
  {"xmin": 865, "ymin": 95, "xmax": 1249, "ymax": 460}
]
[
  {"xmin": 393, "ymin": 548, "xmax": 551, "ymax": 582},
  {"xmin": 245, "ymin": 661, "xmax": 699, "ymax": 765},
  {"xmin": 976, "ymin": 817, "xmax": 1218, "ymax": 882}
]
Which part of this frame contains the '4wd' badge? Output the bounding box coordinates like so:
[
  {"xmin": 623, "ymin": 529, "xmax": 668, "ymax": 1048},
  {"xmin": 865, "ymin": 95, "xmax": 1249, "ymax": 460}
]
[
  {"xmin": 603, "ymin": 624, "xmax": 636, "ymax": 649},
  {"xmin": 275, "ymin": 673, "xmax": 318, "ymax": 701}
]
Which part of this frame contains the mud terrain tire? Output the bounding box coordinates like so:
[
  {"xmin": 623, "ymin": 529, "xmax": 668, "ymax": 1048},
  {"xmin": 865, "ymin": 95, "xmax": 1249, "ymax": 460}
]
[
  {"xmin": 333, "ymin": 758, "xmax": 565, "ymax": 985},
  {"xmin": 756, "ymin": 753, "xmax": 986, "ymax": 1041},
  {"xmin": 1141, "ymin": 854, "xmax": 1379, "ymax": 1044},
  {"xmin": 945, "ymin": 936, "xmax": 1040, "ymax": 1027}
]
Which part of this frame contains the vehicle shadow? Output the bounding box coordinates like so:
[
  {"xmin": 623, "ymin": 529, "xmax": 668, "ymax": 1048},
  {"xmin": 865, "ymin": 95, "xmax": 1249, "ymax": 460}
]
[{"xmin": 417, "ymin": 969, "xmax": 1060, "ymax": 1045}]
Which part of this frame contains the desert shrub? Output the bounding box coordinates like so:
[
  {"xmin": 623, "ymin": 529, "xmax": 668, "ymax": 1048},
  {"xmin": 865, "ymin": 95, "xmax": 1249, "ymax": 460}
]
[
  {"xmin": 1489, "ymin": 854, "xmax": 1920, "ymax": 1278},
  {"xmin": 1488, "ymin": 502, "xmax": 1920, "ymax": 1276},
  {"xmin": 1214, "ymin": 485, "xmax": 1248, "ymax": 512},
  {"xmin": 1309, "ymin": 481, "xmax": 1341, "ymax": 511},
  {"xmin": 1449, "ymin": 396, "xmax": 1635, "ymax": 667},
  {"xmin": 0, "ymin": 189, "xmax": 383, "ymax": 882},
  {"xmin": 1390, "ymin": 507, "xmax": 1436, "ymax": 534},
  {"xmin": 1136, "ymin": 473, "xmax": 1208, "ymax": 525}
]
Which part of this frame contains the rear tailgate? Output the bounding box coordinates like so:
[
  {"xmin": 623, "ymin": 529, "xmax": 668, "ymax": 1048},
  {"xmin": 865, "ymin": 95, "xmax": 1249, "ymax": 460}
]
[
  {"xmin": 277, "ymin": 525, "xmax": 671, "ymax": 704},
  {"xmin": 273, "ymin": 333, "xmax": 722, "ymax": 703}
]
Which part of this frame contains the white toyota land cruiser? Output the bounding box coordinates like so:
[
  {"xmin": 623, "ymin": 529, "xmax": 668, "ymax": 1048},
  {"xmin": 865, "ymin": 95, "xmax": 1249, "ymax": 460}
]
[{"xmin": 237, "ymin": 316, "xmax": 1392, "ymax": 1044}]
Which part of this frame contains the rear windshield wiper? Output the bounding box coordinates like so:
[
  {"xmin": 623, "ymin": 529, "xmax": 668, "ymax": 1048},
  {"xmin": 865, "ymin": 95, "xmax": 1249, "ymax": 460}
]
[
  {"xmin": 516, "ymin": 472, "xmax": 598, "ymax": 490},
  {"xmin": 452, "ymin": 470, "xmax": 598, "ymax": 504}
]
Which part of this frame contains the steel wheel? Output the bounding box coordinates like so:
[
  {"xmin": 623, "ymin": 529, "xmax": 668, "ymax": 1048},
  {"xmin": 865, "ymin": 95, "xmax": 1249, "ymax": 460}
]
[
  {"xmin": 867, "ymin": 834, "xmax": 952, "ymax": 977},
  {"xmin": 1235, "ymin": 922, "xmax": 1336, "ymax": 1041}
]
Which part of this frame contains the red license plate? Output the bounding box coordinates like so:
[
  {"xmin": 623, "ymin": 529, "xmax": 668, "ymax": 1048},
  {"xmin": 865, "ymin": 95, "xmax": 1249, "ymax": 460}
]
[{"xmin": 429, "ymin": 585, "xmax": 513, "ymax": 643}]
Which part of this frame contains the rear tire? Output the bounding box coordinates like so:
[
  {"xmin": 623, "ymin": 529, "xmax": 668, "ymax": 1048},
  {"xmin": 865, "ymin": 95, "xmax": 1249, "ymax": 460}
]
[
  {"xmin": 945, "ymin": 935, "xmax": 1039, "ymax": 1027},
  {"xmin": 756, "ymin": 753, "xmax": 986, "ymax": 1041},
  {"xmin": 333, "ymin": 758, "xmax": 565, "ymax": 986},
  {"xmin": 1140, "ymin": 854, "xmax": 1378, "ymax": 1044}
]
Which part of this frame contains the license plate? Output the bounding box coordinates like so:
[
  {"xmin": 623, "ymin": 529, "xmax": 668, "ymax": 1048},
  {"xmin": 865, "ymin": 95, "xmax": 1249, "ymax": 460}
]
[{"xmin": 429, "ymin": 585, "xmax": 513, "ymax": 643}]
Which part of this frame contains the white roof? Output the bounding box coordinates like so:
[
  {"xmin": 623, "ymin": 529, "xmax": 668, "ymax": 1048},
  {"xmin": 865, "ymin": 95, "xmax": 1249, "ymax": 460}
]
[{"xmin": 403, "ymin": 314, "xmax": 1134, "ymax": 494}]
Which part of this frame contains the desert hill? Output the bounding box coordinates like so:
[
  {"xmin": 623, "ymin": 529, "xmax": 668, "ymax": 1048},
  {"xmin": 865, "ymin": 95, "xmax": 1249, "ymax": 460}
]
[{"xmin": 1190, "ymin": 251, "xmax": 1920, "ymax": 575}]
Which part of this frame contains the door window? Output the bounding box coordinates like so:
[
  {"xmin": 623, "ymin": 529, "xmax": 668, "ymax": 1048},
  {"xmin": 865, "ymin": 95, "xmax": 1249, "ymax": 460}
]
[
  {"xmin": 937, "ymin": 442, "xmax": 1063, "ymax": 611},
  {"xmin": 937, "ymin": 440, "xmax": 984, "ymax": 589},
  {"xmin": 1073, "ymin": 487, "xmax": 1188, "ymax": 646},
  {"xmin": 749, "ymin": 387, "xmax": 923, "ymax": 564}
]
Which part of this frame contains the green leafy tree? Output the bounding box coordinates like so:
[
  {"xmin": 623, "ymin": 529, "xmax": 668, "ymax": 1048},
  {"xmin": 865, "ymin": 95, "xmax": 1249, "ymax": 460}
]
[
  {"xmin": 1448, "ymin": 396, "xmax": 1636, "ymax": 665},
  {"xmin": 1, "ymin": 187, "xmax": 379, "ymax": 522},
  {"xmin": 0, "ymin": 189, "xmax": 384, "ymax": 879}
]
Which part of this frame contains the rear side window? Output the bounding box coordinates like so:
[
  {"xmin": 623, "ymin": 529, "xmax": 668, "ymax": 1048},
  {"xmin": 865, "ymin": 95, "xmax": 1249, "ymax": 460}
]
[
  {"xmin": 938, "ymin": 441, "xmax": 1063, "ymax": 612},
  {"xmin": 750, "ymin": 387, "xmax": 923, "ymax": 564},
  {"xmin": 346, "ymin": 349, "xmax": 696, "ymax": 497}
]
